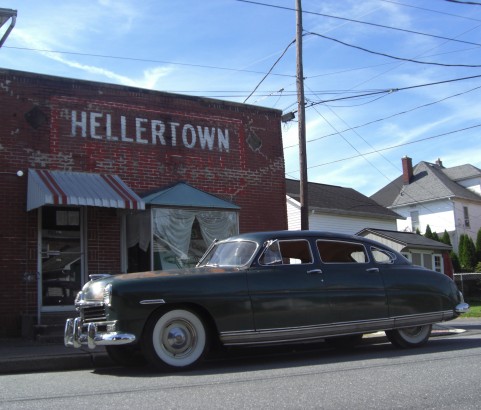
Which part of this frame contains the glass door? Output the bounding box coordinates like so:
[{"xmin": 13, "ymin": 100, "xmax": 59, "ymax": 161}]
[{"xmin": 41, "ymin": 207, "xmax": 83, "ymax": 308}]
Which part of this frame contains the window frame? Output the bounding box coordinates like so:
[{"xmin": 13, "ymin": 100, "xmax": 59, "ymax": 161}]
[
  {"xmin": 316, "ymin": 239, "xmax": 370, "ymax": 264},
  {"xmin": 258, "ymin": 239, "xmax": 314, "ymax": 266},
  {"xmin": 370, "ymin": 246, "xmax": 397, "ymax": 264}
]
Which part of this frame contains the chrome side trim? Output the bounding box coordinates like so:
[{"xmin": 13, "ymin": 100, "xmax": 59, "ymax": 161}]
[
  {"xmin": 140, "ymin": 299, "xmax": 166, "ymax": 305},
  {"xmin": 219, "ymin": 311, "xmax": 455, "ymax": 346}
]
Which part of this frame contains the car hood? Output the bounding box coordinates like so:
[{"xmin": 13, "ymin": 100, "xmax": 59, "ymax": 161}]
[{"xmin": 114, "ymin": 266, "xmax": 238, "ymax": 281}]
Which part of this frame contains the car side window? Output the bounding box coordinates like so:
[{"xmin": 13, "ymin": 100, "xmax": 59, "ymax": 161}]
[
  {"xmin": 259, "ymin": 239, "xmax": 313, "ymax": 265},
  {"xmin": 371, "ymin": 247, "xmax": 396, "ymax": 264},
  {"xmin": 317, "ymin": 240, "xmax": 369, "ymax": 264}
]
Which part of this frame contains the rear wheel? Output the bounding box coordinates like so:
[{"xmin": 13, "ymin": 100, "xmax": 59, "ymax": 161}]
[
  {"xmin": 386, "ymin": 324, "xmax": 432, "ymax": 348},
  {"xmin": 141, "ymin": 309, "xmax": 209, "ymax": 370}
]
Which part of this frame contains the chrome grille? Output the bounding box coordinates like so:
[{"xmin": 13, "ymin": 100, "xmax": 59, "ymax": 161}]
[{"xmin": 81, "ymin": 305, "xmax": 107, "ymax": 322}]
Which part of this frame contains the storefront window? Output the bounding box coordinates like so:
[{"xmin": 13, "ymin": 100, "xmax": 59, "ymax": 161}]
[
  {"xmin": 126, "ymin": 208, "xmax": 238, "ymax": 272},
  {"xmin": 41, "ymin": 207, "xmax": 83, "ymax": 306}
]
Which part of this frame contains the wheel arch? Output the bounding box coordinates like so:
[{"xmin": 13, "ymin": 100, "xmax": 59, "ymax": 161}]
[{"xmin": 141, "ymin": 302, "xmax": 220, "ymax": 344}]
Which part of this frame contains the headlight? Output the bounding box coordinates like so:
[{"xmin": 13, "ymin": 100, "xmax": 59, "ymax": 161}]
[
  {"xmin": 103, "ymin": 283, "xmax": 112, "ymax": 307},
  {"xmin": 75, "ymin": 291, "xmax": 84, "ymax": 304}
]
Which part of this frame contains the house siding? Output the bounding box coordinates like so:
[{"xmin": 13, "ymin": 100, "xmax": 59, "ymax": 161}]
[
  {"xmin": 396, "ymin": 200, "xmax": 455, "ymax": 234},
  {"xmin": 308, "ymin": 213, "xmax": 397, "ymax": 235},
  {"xmin": 286, "ymin": 196, "xmax": 301, "ymax": 231},
  {"xmin": 395, "ymin": 198, "xmax": 481, "ymax": 252}
]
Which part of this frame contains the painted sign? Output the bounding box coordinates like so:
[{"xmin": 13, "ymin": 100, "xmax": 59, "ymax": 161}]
[{"xmin": 70, "ymin": 110, "xmax": 231, "ymax": 152}]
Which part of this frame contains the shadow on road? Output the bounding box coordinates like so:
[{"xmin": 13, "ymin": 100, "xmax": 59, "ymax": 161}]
[{"xmin": 93, "ymin": 328, "xmax": 481, "ymax": 378}]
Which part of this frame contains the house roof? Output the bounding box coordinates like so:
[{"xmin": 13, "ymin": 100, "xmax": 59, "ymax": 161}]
[
  {"xmin": 357, "ymin": 228, "xmax": 452, "ymax": 251},
  {"xmin": 442, "ymin": 164, "xmax": 481, "ymax": 181},
  {"xmin": 286, "ymin": 178, "xmax": 400, "ymax": 220},
  {"xmin": 371, "ymin": 161, "xmax": 481, "ymax": 208},
  {"xmin": 142, "ymin": 182, "xmax": 240, "ymax": 210}
]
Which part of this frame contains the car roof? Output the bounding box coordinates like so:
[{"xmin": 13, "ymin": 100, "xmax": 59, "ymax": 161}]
[{"xmin": 225, "ymin": 230, "xmax": 370, "ymax": 243}]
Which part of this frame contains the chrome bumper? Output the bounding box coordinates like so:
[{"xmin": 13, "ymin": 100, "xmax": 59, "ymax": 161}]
[
  {"xmin": 64, "ymin": 318, "xmax": 136, "ymax": 350},
  {"xmin": 455, "ymin": 302, "xmax": 470, "ymax": 314}
]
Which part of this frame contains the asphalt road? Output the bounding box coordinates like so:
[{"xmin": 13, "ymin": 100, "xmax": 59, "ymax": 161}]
[{"xmin": 1, "ymin": 320, "xmax": 481, "ymax": 410}]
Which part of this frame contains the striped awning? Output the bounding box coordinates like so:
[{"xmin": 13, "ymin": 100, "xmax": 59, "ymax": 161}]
[{"xmin": 27, "ymin": 169, "xmax": 145, "ymax": 211}]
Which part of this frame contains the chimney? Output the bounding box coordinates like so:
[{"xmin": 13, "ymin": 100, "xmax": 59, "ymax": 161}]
[
  {"xmin": 402, "ymin": 156, "xmax": 413, "ymax": 185},
  {"xmin": 435, "ymin": 158, "xmax": 444, "ymax": 168}
]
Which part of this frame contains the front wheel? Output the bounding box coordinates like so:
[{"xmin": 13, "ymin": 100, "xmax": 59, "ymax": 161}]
[
  {"xmin": 386, "ymin": 324, "xmax": 432, "ymax": 348},
  {"xmin": 141, "ymin": 309, "xmax": 209, "ymax": 370}
]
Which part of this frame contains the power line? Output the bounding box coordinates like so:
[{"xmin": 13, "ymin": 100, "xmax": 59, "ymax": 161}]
[
  {"xmin": 306, "ymin": 31, "xmax": 481, "ymax": 68},
  {"xmin": 284, "ymin": 82, "xmax": 481, "ymax": 149},
  {"xmin": 300, "ymin": 73, "xmax": 481, "ymax": 112},
  {"xmin": 446, "ymin": 0, "xmax": 481, "ymax": 5},
  {"xmin": 234, "ymin": 0, "xmax": 481, "ymax": 47},
  {"xmin": 381, "ymin": 0, "xmax": 481, "ymax": 21},
  {"xmin": 243, "ymin": 39, "xmax": 296, "ymax": 103},
  {"xmin": 4, "ymin": 45, "xmax": 296, "ymax": 78},
  {"xmin": 286, "ymin": 123, "xmax": 481, "ymax": 174}
]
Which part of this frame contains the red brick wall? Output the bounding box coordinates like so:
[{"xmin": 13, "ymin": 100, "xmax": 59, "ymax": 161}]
[{"xmin": 0, "ymin": 69, "xmax": 287, "ymax": 336}]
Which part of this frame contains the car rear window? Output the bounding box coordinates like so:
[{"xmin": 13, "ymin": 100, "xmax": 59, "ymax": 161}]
[
  {"xmin": 317, "ymin": 240, "xmax": 368, "ymax": 264},
  {"xmin": 259, "ymin": 239, "xmax": 313, "ymax": 265},
  {"xmin": 371, "ymin": 247, "xmax": 396, "ymax": 264}
]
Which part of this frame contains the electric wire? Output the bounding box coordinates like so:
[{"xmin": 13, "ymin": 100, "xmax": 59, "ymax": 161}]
[
  {"xmin": 305, "ymin": 31, "xmax": 481, "ymax": 68},
  {"xmin": 234, "ymin": 0, "xmax": 481, "ymax": 47}
]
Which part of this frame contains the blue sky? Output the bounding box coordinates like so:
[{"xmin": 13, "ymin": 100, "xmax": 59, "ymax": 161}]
[{"xmin": 1, "ymin": 0, "xmax": 481, "ymax": 196}]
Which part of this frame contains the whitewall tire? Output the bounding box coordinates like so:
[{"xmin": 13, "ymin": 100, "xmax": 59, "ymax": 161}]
[
  {"xmin": 142, "ymin": 309, "xmax": 209, "ymax": 370},
  {"xmin": 386, "ymin": 324, "xmax": 432, "ymax": 348}
]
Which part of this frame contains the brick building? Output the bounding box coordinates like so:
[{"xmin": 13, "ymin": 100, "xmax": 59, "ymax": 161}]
[{"xmin": 0, "ymin": 68, "xmax": 287, "ymax": 337}]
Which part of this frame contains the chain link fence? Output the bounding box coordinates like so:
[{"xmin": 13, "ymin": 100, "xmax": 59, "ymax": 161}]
[{"xmin": 454, "ymin": 273, "xmax": 481, "ymax": 298}]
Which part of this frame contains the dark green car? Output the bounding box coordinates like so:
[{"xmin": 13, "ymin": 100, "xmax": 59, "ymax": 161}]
[{"xmin": 64, "ymin": 230, "xmax": 469, "ymax": 370}]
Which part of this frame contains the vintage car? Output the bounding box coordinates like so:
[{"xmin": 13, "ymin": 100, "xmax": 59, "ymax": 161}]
[{"xmin": 64, "ymin": 230, "xmax": 469, "ymax": 370}]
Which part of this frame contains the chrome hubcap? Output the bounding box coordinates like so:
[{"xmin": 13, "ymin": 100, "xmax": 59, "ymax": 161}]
[{"xmin": 162, "ymin": 320, "xmax": 197, "ymax": 357}]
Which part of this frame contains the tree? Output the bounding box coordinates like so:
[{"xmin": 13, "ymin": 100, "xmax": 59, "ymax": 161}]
[
  {"xmin": 432, "ymin": 231, "xmax": 440, "ymax": 242},
  {"xmin": 451, "ymin": 251, "xmax": 460, "ymax": 272},
  {"xmin": 424, "ymin": 225, "xmax": 434, "ymax": 240},
  {"xmin": 440, "ymin": 230, "xmax": 451, "ymax": 246},
  {"xmin": 476, "ymin": 228, "xmax": 481, "ymax": 264},
  {"xmin": 459, "ymin": 233, "xmax": 476, "ymax": 272}
]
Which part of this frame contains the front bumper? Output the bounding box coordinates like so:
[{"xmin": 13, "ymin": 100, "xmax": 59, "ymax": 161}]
[
  {"xmin": 455, "ymin": 302, "xmax": 470, "ymax": 314},
  {"xmin": 64, "ymin": 317, "xmax": 136, "ymax": 350}
]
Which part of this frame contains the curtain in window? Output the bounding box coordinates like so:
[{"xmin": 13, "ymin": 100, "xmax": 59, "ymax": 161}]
[
  {"xmin": 196, "ymin": 210, "xmax": 238, "ymax": 245},
  {"xmin": 152, "ymin": 208, "xmax": 196, "ymax": 259},
  {"xmin": 126, "ymin": 211, "xmax": 151, "ymax": 251},
  {"xmin": 151, "ymin": 208, "xmax": 238, "ymax": 259}
]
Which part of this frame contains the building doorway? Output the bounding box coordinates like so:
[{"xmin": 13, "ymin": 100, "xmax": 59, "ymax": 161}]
[{"xmin": 40, "ymin": 207, "xmax": 84, "ymax": 309}]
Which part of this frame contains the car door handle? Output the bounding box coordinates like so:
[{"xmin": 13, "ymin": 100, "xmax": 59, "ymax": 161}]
[
  {"xmin": 307, "ymin": 269, "xmax": 323, "ymax": 275},
  {"xmin": 366, "ymin": 268, "xmax": 379, "ymax": 273}
]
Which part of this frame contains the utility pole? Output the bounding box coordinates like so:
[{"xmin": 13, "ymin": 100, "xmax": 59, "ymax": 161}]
[
  {"xmin": 296, "ymin": 0, "xmax": 309, "ymax": 230},
  {"xmin": 0, "ymin": 8, "xmax": 16, "ymax": 48}
]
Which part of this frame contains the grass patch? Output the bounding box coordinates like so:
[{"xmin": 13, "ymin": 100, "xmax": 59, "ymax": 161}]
[{"xmin": 463, "ymin": 298, "xmax": 481, "ymax": 318}]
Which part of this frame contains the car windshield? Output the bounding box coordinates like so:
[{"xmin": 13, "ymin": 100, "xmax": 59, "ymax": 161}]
[{"xmin": 197, "ymin": 240, "xmax": 257, "ymax": 267}]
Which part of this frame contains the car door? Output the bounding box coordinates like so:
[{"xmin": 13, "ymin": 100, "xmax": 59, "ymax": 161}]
[
  {"xmin": 316, "ymin": 239, "xmax": 389, "ymax": 325},
  {"xmin": 246, "ymin": 239, "xmax": 331, "ymax": 332}
]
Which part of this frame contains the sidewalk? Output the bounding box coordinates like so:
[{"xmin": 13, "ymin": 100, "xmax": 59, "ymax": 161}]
[
  {"xmin": 0, "ymin": 323, "xmax": 467, "ymax": 375},
  {"xmin": 0, "ymin": 338, "xmax": 113, "ymax": 374}
]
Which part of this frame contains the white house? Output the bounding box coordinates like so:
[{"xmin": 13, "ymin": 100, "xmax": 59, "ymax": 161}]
[
  {"xmin": 371, "ymin": 157, "xmax": 481, "ymax": 252},
  {"xmin": 286, "ymin": 179, "xmax": 400, "ymax": 234}
]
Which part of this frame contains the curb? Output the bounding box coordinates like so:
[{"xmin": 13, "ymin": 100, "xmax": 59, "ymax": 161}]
[{"xmin": 0, "ymin": 349, "xmax": 113, "ymax": 375}]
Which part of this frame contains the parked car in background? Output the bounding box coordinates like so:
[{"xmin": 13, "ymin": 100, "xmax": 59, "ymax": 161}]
[{"xmin": 65, "ymin": 230, "xmax": 469, "ymax": 370}]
